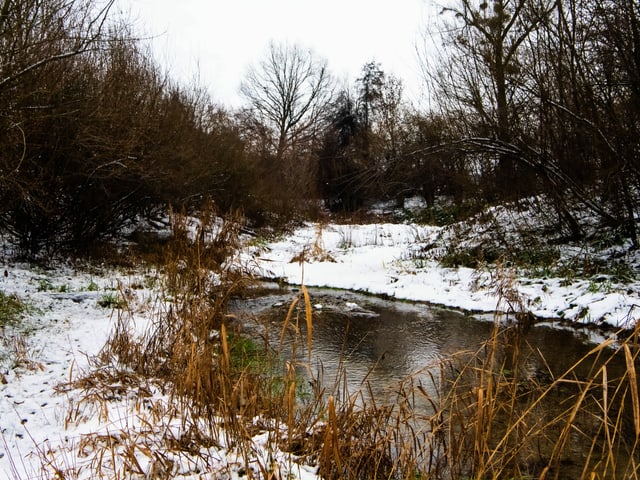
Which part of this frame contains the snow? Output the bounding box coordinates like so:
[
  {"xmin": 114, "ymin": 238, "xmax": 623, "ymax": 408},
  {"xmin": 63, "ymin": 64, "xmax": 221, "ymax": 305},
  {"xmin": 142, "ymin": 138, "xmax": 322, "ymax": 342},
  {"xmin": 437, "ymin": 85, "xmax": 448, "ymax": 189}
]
[
  {"xmin": 2, "ymin": 214, "xmax": 639, "ymax": 478},
  {"xmin": 0, "ymin": 265, "xmax": 319, "ymax": 479},
  {"xmin": 247, "ymin": 222, "xmax": 640, "ymax": 328}
]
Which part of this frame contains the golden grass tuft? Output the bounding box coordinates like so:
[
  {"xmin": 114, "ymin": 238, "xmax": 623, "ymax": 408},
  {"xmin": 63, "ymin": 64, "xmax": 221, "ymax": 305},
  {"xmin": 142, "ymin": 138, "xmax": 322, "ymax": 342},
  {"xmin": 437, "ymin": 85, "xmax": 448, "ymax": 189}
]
[{"xmin": 41, "ymin": 218, "xmax": 640, "ymax": 479}]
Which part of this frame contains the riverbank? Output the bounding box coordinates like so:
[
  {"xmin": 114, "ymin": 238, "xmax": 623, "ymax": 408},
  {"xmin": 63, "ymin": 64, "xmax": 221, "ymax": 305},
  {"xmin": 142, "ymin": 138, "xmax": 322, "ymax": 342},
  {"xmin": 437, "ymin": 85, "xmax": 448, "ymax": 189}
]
[
  {"xmin": 2, "ymin": 205, "xmax": 639, "ymax": 478},
  {"xmin": 0, "ymin": 262, "xmax": 323, "ymax": 480},
  {"xmin": 246, "ymin": 220, "xmax": 640, "ymax": 329}
]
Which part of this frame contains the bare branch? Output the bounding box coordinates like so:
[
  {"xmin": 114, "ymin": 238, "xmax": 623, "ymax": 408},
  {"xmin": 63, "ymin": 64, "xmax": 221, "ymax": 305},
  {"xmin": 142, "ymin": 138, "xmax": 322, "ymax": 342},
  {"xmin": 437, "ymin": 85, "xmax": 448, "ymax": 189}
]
[{"xmin": 240, "ymin": 42, "xmax": 333, "ymax": 159}]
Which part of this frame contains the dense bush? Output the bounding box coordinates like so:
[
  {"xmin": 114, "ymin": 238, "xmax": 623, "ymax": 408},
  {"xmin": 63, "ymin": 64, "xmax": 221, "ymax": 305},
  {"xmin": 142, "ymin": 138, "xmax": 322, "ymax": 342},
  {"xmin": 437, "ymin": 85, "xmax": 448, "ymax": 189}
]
[
  {"xmin": 0, "ymin": 1, "xmax": 263, "ymax": 256},
  {"xmin": 1, "ymin": 0, "xmax": 638, "ymax": 258}
]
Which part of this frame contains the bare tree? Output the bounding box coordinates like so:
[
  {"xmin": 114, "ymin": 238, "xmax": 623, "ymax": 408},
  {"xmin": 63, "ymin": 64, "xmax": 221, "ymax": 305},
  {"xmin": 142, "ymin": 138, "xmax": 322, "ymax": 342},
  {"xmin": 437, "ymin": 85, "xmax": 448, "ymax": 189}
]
[
  {"xmin": 427, "ymin": 0, "xmax": 555, "ymax": 198},
  {"xmin": 240, "ymin": 42, "xmax": 333, "ymax": 162},
  {"xmin": 0, "ymin": 0, "xmax": 115, "ymax": 189},
  {"xmin": 0, "ymin": 0, "xmax": 114, "ymax": 90},
  {"xmin": 420, "ymin": 0, "xmax": 640, "ymax": 243},
  {"xmin": 529, "ymin": 0, "xmax": 640, "ymax": 244},
  {"xmin": 239, "ymin": 42, "xmax": 333, "ymax": 216}
]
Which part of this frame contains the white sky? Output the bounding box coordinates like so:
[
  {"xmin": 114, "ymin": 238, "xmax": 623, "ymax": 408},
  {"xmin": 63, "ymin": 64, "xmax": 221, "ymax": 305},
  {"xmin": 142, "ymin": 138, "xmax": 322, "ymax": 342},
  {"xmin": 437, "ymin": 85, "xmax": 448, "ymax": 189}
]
[{"xmin": 114, "ymin": 0, "xmax": 435, "ymax": 108}]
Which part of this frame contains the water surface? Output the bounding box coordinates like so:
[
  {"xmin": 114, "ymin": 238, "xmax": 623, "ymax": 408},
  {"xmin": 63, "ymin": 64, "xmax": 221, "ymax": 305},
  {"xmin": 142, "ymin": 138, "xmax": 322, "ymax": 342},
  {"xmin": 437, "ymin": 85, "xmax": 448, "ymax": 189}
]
[
  {"xmin": 231, "ymin": 285, "xmax": 609, "ymax": 397},
  {"xmin": 230, "ymin": 285, "xmax": 637, "ymax": 477}
]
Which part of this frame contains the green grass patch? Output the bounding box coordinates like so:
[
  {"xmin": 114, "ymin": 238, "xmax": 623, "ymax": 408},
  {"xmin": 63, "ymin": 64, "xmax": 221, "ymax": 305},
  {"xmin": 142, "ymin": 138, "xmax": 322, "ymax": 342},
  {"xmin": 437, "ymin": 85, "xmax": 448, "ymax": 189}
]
[
  {"xmin": 97, "ymin": 292, "xmax": 126, "ymax": 309},
  {"xmin": 226, "ymin": 332, "xmax": 313, "ymax": 401},
  {"xmin": 439, "ymin": 244, "xmax": 562, "ymax": 272},
  {"xmin": 227, "ymin": 333, "xmax": 270, "ymax": 372},
  {"xmin": 0, "ymin": 292, "xmax": 29, "ymax": 327},
  {"xmin": 36, "ymin": 279, "xmax": 54, "ymax": 291}
]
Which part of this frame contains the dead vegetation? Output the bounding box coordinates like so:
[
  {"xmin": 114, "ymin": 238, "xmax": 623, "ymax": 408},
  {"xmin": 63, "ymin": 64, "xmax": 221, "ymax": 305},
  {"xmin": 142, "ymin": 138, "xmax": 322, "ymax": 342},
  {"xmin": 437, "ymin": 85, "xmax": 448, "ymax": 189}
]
[{"xmin": 16, "ymin": 210, "xmax": 638, "ymax": 479}]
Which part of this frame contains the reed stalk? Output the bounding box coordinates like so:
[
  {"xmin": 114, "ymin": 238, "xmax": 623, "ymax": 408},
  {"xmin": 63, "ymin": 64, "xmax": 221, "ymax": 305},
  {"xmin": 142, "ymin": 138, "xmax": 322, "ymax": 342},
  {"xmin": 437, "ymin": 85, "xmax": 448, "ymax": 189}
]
[{"xmin": 50, "ymin": 222, "xmax": 640, "ymax": 480}]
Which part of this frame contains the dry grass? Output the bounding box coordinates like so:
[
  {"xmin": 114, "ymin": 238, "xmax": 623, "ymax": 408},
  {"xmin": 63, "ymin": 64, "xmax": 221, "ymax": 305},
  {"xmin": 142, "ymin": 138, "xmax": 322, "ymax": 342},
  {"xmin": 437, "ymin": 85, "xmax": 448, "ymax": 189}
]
[
  {"xmin": 418, "ymin": 322, "xmax": 640, "ymax": 479},
  {"xmin": 28, "ymin": 214, "xmax": 640, "ymax": 479},
  {"xmin": 396, "ymin": 265, "xmax": 640, "ymax": 480}
]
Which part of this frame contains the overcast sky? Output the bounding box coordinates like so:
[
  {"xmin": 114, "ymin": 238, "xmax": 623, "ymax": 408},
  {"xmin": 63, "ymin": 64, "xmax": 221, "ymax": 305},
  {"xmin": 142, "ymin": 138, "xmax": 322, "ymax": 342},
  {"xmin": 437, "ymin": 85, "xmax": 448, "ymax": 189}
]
[{"xmin": 114, "ymin": 0, "xmax": 434, "ymax": 108}]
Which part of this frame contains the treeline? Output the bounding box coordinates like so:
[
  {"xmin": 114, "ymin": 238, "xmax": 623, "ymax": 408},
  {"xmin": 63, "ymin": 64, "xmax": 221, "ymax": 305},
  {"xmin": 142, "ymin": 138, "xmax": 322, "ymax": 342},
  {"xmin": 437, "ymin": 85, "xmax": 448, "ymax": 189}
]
[
  {"xmin": 237, "ymin": 0, "xmax": 640, "ymax": 246},
  {"xmin": 1, "ymin": 0, "xmax": 638, "ymax": 257},
  {"xmin": 0, "ymin": 0, "xmax": 263, "ymax": 256}
]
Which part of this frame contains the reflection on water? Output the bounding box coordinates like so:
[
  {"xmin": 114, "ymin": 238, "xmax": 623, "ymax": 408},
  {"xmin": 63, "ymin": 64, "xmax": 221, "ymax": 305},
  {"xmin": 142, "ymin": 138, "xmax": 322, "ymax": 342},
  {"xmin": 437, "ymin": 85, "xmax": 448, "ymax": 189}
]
[
  {"xmin": 231, "ymin": 285, "xmax": 637, "ymax": 478},
  {"xmin": 231, "ymin": 286, "xmax": 610, "ymax": 400}
]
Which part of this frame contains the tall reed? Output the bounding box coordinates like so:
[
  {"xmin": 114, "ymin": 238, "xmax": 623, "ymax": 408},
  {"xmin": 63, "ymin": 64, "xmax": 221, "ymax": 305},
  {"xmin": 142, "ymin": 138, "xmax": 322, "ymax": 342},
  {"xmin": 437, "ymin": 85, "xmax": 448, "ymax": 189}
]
[{"xmin": 62, "ymin": 227, "xmax": 640, "ymax": 479}]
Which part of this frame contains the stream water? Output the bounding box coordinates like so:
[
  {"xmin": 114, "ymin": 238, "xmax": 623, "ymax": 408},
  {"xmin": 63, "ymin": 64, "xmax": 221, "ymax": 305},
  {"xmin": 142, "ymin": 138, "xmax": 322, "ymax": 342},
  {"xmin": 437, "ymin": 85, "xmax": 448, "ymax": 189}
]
[
  {"xmin": 231, "ymin": 285, "xmax": 609, "ymax": 394},
  {"xmin": 230, "ymin": 284, "xmax": 637, "ymax": 477}
]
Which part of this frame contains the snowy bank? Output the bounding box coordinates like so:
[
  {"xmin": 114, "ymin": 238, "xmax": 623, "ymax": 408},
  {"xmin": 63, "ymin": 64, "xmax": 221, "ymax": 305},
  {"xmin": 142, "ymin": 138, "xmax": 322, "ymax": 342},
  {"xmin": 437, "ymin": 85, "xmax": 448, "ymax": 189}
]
[
  {"xmin": 246, "ymin": 222, "xmax": 640, "ymax": 329},
  {"xmin": 0, "ymin": 265, "xmax": 319, "ymax": 480}
]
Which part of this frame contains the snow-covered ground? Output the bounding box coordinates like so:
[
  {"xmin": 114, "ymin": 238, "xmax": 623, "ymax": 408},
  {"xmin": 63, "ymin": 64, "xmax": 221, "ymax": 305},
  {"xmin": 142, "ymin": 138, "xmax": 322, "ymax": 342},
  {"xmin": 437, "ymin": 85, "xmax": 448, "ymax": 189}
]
[
  {"xmin": 246, "ymin": 221, "xmax": 640, "ymax": 329},
  {"xmin": 0, "ymin": 265, "xmax": 319, "ymax": 479},
  {"xmin": 2, "ymin": 210, "xmax": 639, "ymax": 478}
]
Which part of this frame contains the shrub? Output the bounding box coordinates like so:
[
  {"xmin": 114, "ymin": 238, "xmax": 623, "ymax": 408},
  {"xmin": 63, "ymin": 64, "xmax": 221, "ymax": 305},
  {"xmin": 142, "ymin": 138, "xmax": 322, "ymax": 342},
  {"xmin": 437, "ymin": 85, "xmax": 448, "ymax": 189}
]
[{"xmin": 97, "ymin": 293, "xmax": 126, "ymax": 309}]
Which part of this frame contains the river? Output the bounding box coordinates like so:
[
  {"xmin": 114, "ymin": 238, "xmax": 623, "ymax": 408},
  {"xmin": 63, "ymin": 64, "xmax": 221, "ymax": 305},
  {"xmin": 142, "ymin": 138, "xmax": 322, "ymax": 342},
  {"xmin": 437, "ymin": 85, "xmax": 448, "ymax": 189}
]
[{"xmin": 229, "ymin": 284, "xmax": 638, "ymax": 478}]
